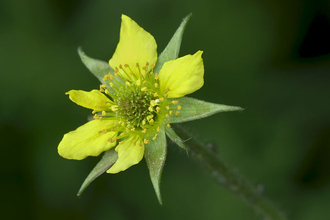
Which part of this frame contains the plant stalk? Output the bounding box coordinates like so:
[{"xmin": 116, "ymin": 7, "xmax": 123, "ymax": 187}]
[{"xmin": 172, "ymin": 124, "xmax": 288, "ymax": 220}]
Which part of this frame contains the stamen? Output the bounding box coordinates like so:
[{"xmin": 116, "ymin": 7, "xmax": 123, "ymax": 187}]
[
  {"xmin": 172, "ymin": 100, "xmax": 179, "ymax": 105},
  {"xmin": 177, "ymin": 105, "xmax": 182, "ymax": 110},
  {"xmin": 175, "ymin": 111, "xmax": 180, "ymax": 115}
]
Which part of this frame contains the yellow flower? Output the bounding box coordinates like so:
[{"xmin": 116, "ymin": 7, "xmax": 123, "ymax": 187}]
[{"xmin": 58, "ymin": 14, "xmax": 204, "ymax": 174}]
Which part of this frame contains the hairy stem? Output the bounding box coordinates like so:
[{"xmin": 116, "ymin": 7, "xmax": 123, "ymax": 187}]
[{"xmin": 172, "ymin": 124, "xmax": 288, "ymax": 220}]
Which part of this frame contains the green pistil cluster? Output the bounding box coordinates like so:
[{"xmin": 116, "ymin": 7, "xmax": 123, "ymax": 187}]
[
  {"xmin": 94, "ymin": 62, "xmax": 182, "ymax": 144},
  {"xmin": 115, "ymin": 83, "xmax": 155, "ymax": 128}
]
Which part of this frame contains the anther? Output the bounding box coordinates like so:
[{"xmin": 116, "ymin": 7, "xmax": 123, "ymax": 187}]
[
  {"xmin": 148, "ymin": 106, "xmax": 153, "ymax": 112},
  {"xmin": 124, "ymin": 64, "xmax": 129, "ymax": 67},
  {"xmin": 154, "ymin": 83, "xmax": 159, "ymax": 88},
  {"xmin": 166, "ymin": 106, "xmax": 170, "ymax": 110},
  {"xmin": 156, "ymin": 107, "xmax": 160, "ymax": 113},
  {"xmin": 119, "ymin": 64, "xmax": 123, "ymax": 69},
  {"xmin": 141, "ymin": 87, "xmax": 148, "ymax": 92},
  {"xmin": 146, "ymin": 62, "xmax": 149, "ymax": 66},
  {"xmin": 167, "ymin": 124, "xmax": 171, "ymax": 128},
  {"xmin": 166, "ymin": 114, "xmax": 169, "ymax": 118},
  {"xmin": 169, "ymin": 111, "xmax": 173, "ymax": 115},
  {"xmin": 133, "ymin": 141, "xmax": 136, "ymax": 146},
  {"xmin": 144, "ymin": 139, "xmax": 150, "ymax": 144},
  {"xmin": 92, "ymin": 110, "xmax": 97, "ymax": 114},
  {"xmin": 157, "ymin": 127, "xmax": 160, "ymax": 132},
  {"xmin": 175, "ymin": 111, "xmax": 180, "ymax": 115},
  {"xmin": 142, "ymin": 128, "xmax": 147, "ymax": 133},
  {"xmin": 119, "ymin": 141, "xmax": 124, "ymax": 145},
  {"xmin": 178, "ymin": 105, "xmax": 182, "ymax": 110},
  {"xmin": 142, "ymin": 120, "xmax": 146, "ymax": 125},
  {"xmin": 102, "ymin": 111, "xmax": 106, "ymax": 116},
  {"xmin": 125, "ymin": 81, "xmax": 131, "ymax": 86},
  {"xmin": 103, "ymin": 75, "xmax": 109, "ymax": 81},
  {"xmin": 136, "ymin": 63, "xmax": 139, "ymax": 67},
  {"xmin": 155, "ymin": 73, "xmax": 159, "ymax": 79},
  {"xmin": 149, "ymin": 119, "xmax": 154, "ymax": 124},
  {"xmin": 172, "ymin": 100, "xmax": 179, "ymax": 105},
  {"xmin": 151, "ymin": 64, "xmax": 155, "ymax": 68}
]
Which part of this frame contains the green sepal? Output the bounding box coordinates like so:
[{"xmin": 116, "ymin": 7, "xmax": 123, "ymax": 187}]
[
  {"xmin": 154, "ymin": 14, "xmax": 192, "ymax": 74},
  {"xmin": 78, "ymin": 47, "xmax": 113, "ymax": 86},
  {"xmin": 165, "ymin": 126, "xmax": 187, "ymax": 151},
  {"xmin": 144, "ymin": 125, "xmax": 167, "ymax": 204},
  {"xmin": 167, "ymin": 97, "xmax": 244, "ymax": 123},
  {"xmin": 77, "ymin": 148, "xmax": 118, "ymax": 196}
]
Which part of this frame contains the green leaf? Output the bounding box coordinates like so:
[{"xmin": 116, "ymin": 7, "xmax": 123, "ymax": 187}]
[
  {"xmin": 165, "ymin": 126, "xmax": 187, "ymax": 151},
  {"xmin": 167, "ymin": 97, "xmax": 244, "ymax": 124},
  {"xmin": 154, "ymin": 14, "xmax": 192, "ymax": 74},
  {"xmin": 78, "ymin": 47, "xmax": 113, "ymax": 85},
  {"xmin": 144, "ymin": 125, "xmax": 167, "ymax": 204},
  {"xmin": 77, "ymin": 148, "xmax": 118, "ymax": 196}
]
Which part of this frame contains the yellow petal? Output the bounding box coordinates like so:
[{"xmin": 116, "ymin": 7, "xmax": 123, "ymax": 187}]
[
  {"xmin": 58, "ymin": 120, "xmax": 117, "ymax": 160},
  {"xmin": 109, "ymin": 14, "xmax": 157, "ymax": 80},
  {"xmin": 159, "ymin": 51, "xmax": 204, "ymax": 98},
  {"xmin": 66, "ymin": 90, "xmax": 113, "ymax": 111},
  {"xmin": 107, "ymin": 135, "xmax": 144, "ymax": 173}
]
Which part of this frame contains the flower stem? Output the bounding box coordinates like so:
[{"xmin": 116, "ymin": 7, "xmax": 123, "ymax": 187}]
[{"xmin": 172, "ymin": 124, "xmax": 288, "ymax": 220}]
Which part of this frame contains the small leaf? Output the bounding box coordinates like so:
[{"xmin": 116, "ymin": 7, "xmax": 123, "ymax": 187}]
[
  {"xmin": 78, "ymin": 47, "xmax": 113, "ymax": 85},
  {"xmin": 167, "ymin": 97, "xmax": 243, "ymax": 124},
  {"xmin": 77, "ymin": 148, "xmax": 118, "ymax": 196},
  {"xmin": 144, "ymin": 125, "xmax": 167, "ymax": 204},
  {"xmin": 154, "ymin": 14, "xmax": 192, "ymax": 74},
  {"xmin": 165, "ymin": 126, "xmax": 187, "ymax": 151}
]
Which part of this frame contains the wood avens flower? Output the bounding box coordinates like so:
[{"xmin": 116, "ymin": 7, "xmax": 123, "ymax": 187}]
[{"xmin": 58, "ymin": 14, "xmax": 242, "ymax": 204}]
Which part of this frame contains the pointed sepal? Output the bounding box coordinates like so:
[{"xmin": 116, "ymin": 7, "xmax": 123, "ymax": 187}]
[
  {"xmin": 77, "ymin": 148, "xmax": 118, "ymax": 196},
  {"xmin": 78, "ymin": 47, "xmax": 113, "ymax": 85},
  {"xmin": 167, "ymin": 97, "xmax": 243, "ymax": 123},
  {"xmin": 144, "ymin": 125, "xmax": 167, "ymax": 204},
  {"xmin": 165, "ymin": 126, "xmax": 187, "ymax": 151},
  {"xmin": 154, "ymin": 14, "xmax": 192, "ymax": 74}
]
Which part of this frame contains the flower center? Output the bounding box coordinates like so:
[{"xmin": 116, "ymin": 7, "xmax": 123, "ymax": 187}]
[
  {"xmin": 115, "ymin": 84, "xmax": 155, "ymax": 128},
  {"xmin": 94, "ymin": 62, "xmax": 182, "ymax": 144}
]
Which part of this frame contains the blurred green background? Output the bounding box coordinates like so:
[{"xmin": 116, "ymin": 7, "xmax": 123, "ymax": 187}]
[{"xmin": 1, "ymin": 0, "xmax": 330, "ymax": 219}]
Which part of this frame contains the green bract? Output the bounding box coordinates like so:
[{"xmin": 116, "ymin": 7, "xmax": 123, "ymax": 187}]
[{"xmin": 58, "ymin": 14, "xmax": 243, "ymax": 204}]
